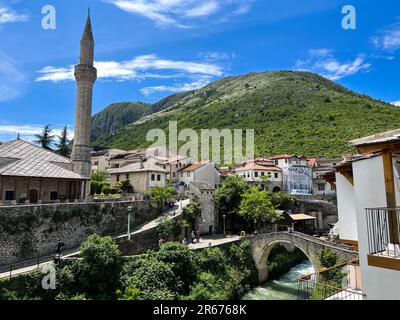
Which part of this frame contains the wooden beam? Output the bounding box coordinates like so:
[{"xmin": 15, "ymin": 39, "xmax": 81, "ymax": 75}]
[
  {"xmin": 357, "ymin": 142, "xmax": 400, "ymax": 155},
  {"xmin": 342, "ymin": 171, "xmax": 354, "ymax": 185},
  {"xmin": 382, "ymin": 151, "xmax": 399, "ymax": 244},
  {"xmin": 368, "ymin": 254, "xmax": 400, "ymax": 271}
]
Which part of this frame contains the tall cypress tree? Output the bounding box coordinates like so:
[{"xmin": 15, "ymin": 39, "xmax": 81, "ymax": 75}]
[
  {"xmin": 35, "ymin": 125, "xmax": 54, "ymax": 150},
  {"xmin": 56, "ymin": 126, "xmax": 70, "ymax": 157}
]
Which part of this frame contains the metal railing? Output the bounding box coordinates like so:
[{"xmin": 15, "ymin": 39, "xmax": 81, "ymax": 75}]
[
  {"xmin": 366, "ymin": 208, "xmax": 400, "ymax": 258},
  {"xmin": 0, "ymin": 255, "xmax": 56, "ymax": 280},
  {"xmin": 297, "ymin": 258, "xmax": 365, "ymax": 300}
]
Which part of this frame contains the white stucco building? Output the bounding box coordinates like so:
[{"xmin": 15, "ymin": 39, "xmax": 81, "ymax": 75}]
[
  {"xmin": 332, "ymin": 129, "xmax": 400, "ymax": 300},
  {"xmin": 308, "ymin": 158, "xmax": 341, "ymax": 195},
  {"xmin": 231, "ymin": 158, "xmax": 283, "ymax": 192},
  {"xmin": 108, "ymin": 162, "xmax": 168, "ymax": 194},
  {"xmin": 179, "ymin": 161, "xmax": 220, "ymax": 188}
]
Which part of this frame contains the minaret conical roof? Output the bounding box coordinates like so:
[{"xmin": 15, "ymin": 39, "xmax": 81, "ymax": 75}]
[{"xmin": 81, "ymin": 12, "xmax": 94, "ymax": 42}]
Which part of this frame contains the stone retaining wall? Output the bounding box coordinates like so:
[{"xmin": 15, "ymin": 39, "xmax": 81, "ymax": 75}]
[{"xmin": 0, "ymin": 201, "xmax": 157, "ymax": 265}]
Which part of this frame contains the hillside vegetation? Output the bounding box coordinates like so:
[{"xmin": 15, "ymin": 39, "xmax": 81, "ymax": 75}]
[{"xmin": 92, "ymin": 71, "xmax": 400, "ymax": 158}]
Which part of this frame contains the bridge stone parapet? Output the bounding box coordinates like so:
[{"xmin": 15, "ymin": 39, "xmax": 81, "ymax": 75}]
[{"xmin": 249, "ymin": 232, "xmax": 358, "ymax": 283}]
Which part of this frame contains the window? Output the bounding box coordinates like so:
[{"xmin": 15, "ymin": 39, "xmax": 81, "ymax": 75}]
[
  {"xmin": 318, "ymin": 184, "xmax": 325, "ymax": 191},
  {"xmin": 151, "ymin": 174, "xmax": 155, "ymax": 181},
  {"xmin": 5, "ymin": 191, "xmax": 14, "ymax": 201},
  {"xmin": 173, "ymin": 173, "xmax": 176, "ymax": 178},
  {"xmin": 187, "ymin": 172, "xmax": 191, "ymax": 177},
  {"xmin": 50, "ymin": 191, "xmax": 58, "ymax": 201},
  {"xmin": 274, "ymin": 172, "xmax": 279, "ymax": 179},
  {"xmin": 126, "ymin": 174, "xmax": 129, "ymax": 180},
  {"xmin": 255, "ymin": 172, "xmax": 259, "ymax": 178},
  {"xmin": 261, "ymin": 172, "xmax": 265, "ymax": 176},
  {"xmin": 176, "ymin": 164, "xmax": 178, "ymax": 168},
  {"xmin": 157, "ymin": 175, "xmax": 161, "ymax": 181},
  {"xmin": 116, "ymin": 175, "xmax": 120, "ymax": 182},
  {"xmin": 275, "ymin": 160, "xmax": 278, "ymax": 165}
]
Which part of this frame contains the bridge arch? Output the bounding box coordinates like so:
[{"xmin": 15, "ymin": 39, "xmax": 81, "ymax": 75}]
[{"xmin": 249, "ymin": 232, "xmax": 357, "ymax": 283}]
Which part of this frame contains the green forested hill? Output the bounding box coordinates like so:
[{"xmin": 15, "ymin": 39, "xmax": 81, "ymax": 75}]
[{"xmin": 92, "ymin": 71, "xmax": 400, "ymax": 158}]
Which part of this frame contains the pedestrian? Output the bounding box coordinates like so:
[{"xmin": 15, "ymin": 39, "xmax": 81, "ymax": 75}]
[
  {"xmin": 55, "ymin": 239, "xmax": 65, "ymax": 264},
  {"xmin": 182, "ymin": 238, "xmax": 187, "ymax": 245},
  {"xmin": 191, "ymin": 231, "xmax": 195, "ymax": 244},
  {"xmin": 195, "ymin": 230, "xmax": 200, "ymax": 243},
  {"xmin": 158, "ymin": 238, "xmax": 164, "ymax": 249}
]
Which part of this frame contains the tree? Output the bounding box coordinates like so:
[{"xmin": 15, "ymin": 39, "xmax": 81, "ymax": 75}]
[
  {"xmin": 239, "ymin": 187, "xmax": 281, "ymax": 227},
  {"xmin": 214, "ymin": 176, "xmax": 249, "ymax": 217},
  {"xmin": 155, "ymin": 242, "xmax": 198, "ymax": 294},
  {"xmin": 91, "ymin": 171, "xmax": 110, "ymax": 195},
  {"xmin": 35, "ymin": 125, "xmax": 54, "ymax": 150},
  {"xmin": 121, "ymin": 256, "xmax": 183, "ymax": 299},
  {"xmin": 78, "ymin": 235, "xmax": 123, "ymax": 297},
  {"xmin": 182, "ymin": 202, "xmax": 201, "ymax": 229},
  {"xmin": 271, "ymin": 192, "xmax": 295, "ymax": 210},
  {"xmin": 56, "ymin": 126, "xmax": 70, "ymax": 157},
  {"xmin": 148, "ymin": 187, "xmax": 177, "ymax": 213},
  {"xmin": 117, "ymin": 180, "xmax": 133, "ymax": 194}
]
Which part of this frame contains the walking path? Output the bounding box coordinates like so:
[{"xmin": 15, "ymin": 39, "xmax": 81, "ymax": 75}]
[
  {"xmin": 0, "ymin": 199, "xmax": 190, "ymax": 280},
  {"xmin": 188, "ymin": 235, "xmax": 241, "ymax": 250}
]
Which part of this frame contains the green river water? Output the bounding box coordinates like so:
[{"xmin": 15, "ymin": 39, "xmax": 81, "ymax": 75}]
[{"xmin": 242, "ymin": 261, "xmax": 314, "ymax": 300}]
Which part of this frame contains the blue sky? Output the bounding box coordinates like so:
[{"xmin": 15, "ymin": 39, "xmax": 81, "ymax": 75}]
[{"xmin": 0, "ymin": 0, "xmax": 399, "ymax": 141}]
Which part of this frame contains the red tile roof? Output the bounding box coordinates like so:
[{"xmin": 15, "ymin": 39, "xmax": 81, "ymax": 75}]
[
  {"xmin": 180, "ymin": 161, "xmax": 210, "ymax": 172},
  {"xmin": 233, "ymin": 163, "xmax": 281, "ymax": 172}
]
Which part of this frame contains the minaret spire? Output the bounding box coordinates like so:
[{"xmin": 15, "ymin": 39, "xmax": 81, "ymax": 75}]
[
  {"xmin": 71, "ymin": 12, "xmax": 97, "ymax": 199},
  {"xmin": 80, "ymin": 11, "xmax": 94, "ymax": 65}
]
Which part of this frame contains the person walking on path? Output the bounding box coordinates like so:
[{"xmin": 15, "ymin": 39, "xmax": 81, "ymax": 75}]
[
  {"xmin": 191, "ymin": 231, "xmax": 195, "ymax": 244},
  {"xmin": 195, "ymin": 230, "xmax": 200, "ymax": 243}
]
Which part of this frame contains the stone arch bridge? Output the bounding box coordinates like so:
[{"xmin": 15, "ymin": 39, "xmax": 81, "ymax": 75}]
[{"xmin": 249, "ymin": 232, "xmax": 358, "ymax": 283}]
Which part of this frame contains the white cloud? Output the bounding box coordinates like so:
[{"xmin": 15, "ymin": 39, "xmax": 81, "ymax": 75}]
[
  {"xmin": 0, "ymin": 123, "xmax": 74, "ymax": 143},
  {"xmin": 391, "ymin": 101, "xmax": 400, "ymax": 107},
  {"xmin": 0, "ymin": 52, "xmax": 26, "ymax": 102},
  {"xmin": 0, "ymin": 5, "xmax": 28, "ymax": 25},
  {"xmin": 295, "ymin": 49, "xmax": 371, "ymax": 81},
  {"xmin": 199, "ymin": 51, "xmax": 236, "ymax": 61},
  {"xmin": 36, "ymin": 54, "xmax": 224, "ymax": 82},
  {"xmin": 106, "ymin": 0, "xmax": 252, "ymax": 28},
  {"xmin": 140, "ymin": 76, "xmax": 212, "ymax": 95},
  {"xmin": 372, "ymin": 20, "xmax": 400, "ymax": 52}
]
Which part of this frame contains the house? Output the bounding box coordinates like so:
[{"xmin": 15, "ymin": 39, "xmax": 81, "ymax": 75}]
[
  {"xmin": 308, "ymin": 158, "xmax": 341, "ymax": 195},
  {"xmin": 189, "ymin": 181, "xmax": 217, "ymax": 235},
  {"xmin": 91, "ymin": 148, "xmax": 127, "ymax": 172},
  {"xmin": 0, "ymin": 139, "xmax": 89, "ymax": 204},
  {"xmin": 108, "ymin": 162, "xmax": 168, "ymax": 194},
  {"xmin": 179, "ymin": 161, "xmax": 220, "ymax": 188},
  {"xmin": 146, "ymin": 155, "xmax": 193, "ymax": 182},
  {"xmin": 331, "ymin": 128, "xmax": 400, "ymax": 299},
  {"xmin": 231, "ymin": 158, "xmax": 283, "ymax": 192},
  {"xmin": 271, "ymin": 154, "xmax": 312, "ymax": 194},
  {"xmin": 98, "ymin": 146, "xmax": 171, "ymax": 171}
]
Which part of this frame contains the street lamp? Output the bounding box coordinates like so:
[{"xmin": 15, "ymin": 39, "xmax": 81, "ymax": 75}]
[
  {"xmin": 223, "ymin": 214, "xmax": 226, "ymax": 237},
  {"xmin": 127, "ymin": 205, "xmax": 132, "ymax": 241}
]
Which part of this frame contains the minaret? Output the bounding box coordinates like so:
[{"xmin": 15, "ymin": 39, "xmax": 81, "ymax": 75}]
[{"xmin": 71, "ymin": 12, "xmax": 97, "ymax": 185}]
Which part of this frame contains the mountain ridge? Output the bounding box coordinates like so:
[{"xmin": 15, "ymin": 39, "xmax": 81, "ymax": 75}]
[{"xmin": 91, "ymin": 71, "xmax": 400, "ymax": 158}]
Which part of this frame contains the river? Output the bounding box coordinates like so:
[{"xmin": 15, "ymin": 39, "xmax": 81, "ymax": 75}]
[{"xmin": 242, "ymin": 261, "xmax": 314, "ymax": 300}]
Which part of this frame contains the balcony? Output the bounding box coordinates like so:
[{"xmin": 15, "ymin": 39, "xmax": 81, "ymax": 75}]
[
  {"xmin": 297, "ymin": 259, "xmax": 364, "ymax": 300},
  {"xmin": 366, "ymin": 208, "xmax": 400, "ymax": 270}
]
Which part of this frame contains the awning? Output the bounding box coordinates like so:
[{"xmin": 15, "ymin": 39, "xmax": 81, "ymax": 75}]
[{"xmin": 289, "ymin": 214, "xmax": 316, "ymax": 221}]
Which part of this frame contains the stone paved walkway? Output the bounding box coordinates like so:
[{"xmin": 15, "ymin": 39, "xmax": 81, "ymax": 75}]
[{"xmin": 188, "ymin": 235, "xmax": 241, "ymax": 250}]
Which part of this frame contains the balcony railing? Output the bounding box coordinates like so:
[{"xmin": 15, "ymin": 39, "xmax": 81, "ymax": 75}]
[
  {"xmin": 297, "ymin": 259, "xmax": 365, "ymax": 300},
  {"xmin": 366, "ymin": 208, "xmax": 400, "ymax": 259}
]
